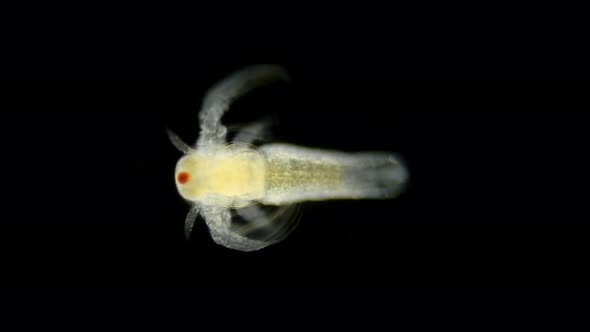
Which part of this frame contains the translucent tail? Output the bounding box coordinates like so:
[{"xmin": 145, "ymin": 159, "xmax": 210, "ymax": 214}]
[
  {"xmin": 260, "ymin": 144, "xmax": 409, "ymax": 205},
  {"xmin": 340, "ymin": 152, "xmax": 409, "ymax": 199}
]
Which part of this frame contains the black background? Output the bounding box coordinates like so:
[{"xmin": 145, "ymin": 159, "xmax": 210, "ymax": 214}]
[
  {"xmin": 1, "ymin": 7, "xmax": 589, "ymax": 296},
  {"xmin": 2, "ymin": 78, "xmax": 588, "ymax": 290}
]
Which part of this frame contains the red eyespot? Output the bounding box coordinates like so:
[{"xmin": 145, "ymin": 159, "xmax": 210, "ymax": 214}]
[{"xmin": 177, "ymin": 172, "xmax": 191, "ymax": 184}]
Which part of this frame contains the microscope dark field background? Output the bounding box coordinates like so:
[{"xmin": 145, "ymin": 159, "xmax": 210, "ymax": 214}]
[
  {"xmin": 1, "ymin": 19, "xmax": 589, "ymax": 289},
  {"xmin": 1, "ymin": 75, "xmax": 588, "ymax": 289}
]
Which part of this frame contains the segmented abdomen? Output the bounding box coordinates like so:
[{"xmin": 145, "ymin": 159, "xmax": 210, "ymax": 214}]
[{"xmin": 260, "ymin": 144, "xmax": 408, "ymax": 205}]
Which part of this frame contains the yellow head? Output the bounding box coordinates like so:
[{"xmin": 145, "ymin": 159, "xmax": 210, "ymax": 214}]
[{"xmin": 174, "ymin": 148, "xmax": 267, "ymax": 207}]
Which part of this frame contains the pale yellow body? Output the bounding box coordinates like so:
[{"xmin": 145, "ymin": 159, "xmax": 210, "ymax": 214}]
[
  {"xmin": 175, "ymin": 143, "xmax": 406, "ymax": 208},
  {"xmin": 175, "ymin": 146, "xmax": 267, "ymax": 207}
]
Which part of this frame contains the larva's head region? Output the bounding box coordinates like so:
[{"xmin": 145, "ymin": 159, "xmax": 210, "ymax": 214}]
[
  {"xmin": 174, "ymin": 154, "xmax": 202, "ymax": 202},
  {"xmin": 173, "ymin": 147, "xmax": 267, "ymax": 206}
]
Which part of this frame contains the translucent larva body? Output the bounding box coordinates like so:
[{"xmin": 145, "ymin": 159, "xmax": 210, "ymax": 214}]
[
  {"xmin": 169, "ymin": 65, "xmax": 409, "ymax": 251},
  {"xmin": 175, "ymin": 144, "xmax": 407, "ymax": 207}
]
